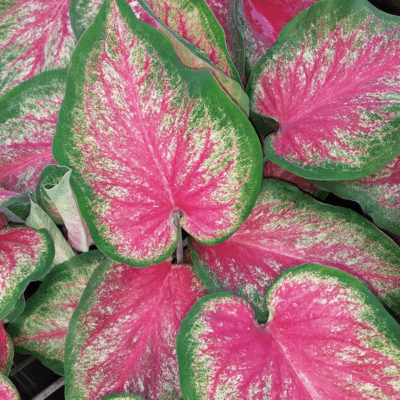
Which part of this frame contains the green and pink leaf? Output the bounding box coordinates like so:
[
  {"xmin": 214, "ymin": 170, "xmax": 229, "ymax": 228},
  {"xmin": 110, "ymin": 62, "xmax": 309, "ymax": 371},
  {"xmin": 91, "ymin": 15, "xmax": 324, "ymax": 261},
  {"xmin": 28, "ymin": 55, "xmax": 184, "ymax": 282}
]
[
  {"xmin": 65, "ymin": 260, "xmax": 208, "ymax": 400},
  {"xmin": 0, "ymin": 323, "xmax": 13, "ymax": 375},
  {"xmin": 178, "ymin": 264, "xmax": 400, "ymax": 399},
  {"xmin": 7, "ymin": 251, "xmax": 105, "ymax": 376},
  {"xmin": 0, "ymin": 374, "xmax": 19, "ymax": 400},
  {"xmin": 191, "ymin": 179, "xmax": 400, "ymax": 321},
  {"xmin": 0, "ymin": 0, "xmax": 75, "ymax": 98},
  {"xmin": 0, "ymin": 223, "xmax": 54, "ymax": 319},
  {"xmin": 247, "ymin": 0, "xmax": 400, "ymax": 179},
  {"xmin": 0, "ymin": 69, "xmax": 66, "ymax": 193},
  {"xmin": 53, "ymin": 0, "xmax": 262, "ymax": 266}
]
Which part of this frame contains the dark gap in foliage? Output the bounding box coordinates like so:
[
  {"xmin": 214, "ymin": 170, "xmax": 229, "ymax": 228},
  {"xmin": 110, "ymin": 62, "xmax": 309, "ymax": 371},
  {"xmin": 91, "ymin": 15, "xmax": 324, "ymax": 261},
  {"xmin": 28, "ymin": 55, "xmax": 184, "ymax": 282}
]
[{"xmin": 368, "ymin": 0, "xmax": 400, "ymax": 15}]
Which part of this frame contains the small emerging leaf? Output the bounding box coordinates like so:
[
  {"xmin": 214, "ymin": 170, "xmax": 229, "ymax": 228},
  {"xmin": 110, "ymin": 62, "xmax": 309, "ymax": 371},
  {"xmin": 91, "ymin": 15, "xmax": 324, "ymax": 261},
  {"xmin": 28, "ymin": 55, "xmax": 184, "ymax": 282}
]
[{"xmin": 178, "ymin": 265, "xmax": 400, "ymax": 399}]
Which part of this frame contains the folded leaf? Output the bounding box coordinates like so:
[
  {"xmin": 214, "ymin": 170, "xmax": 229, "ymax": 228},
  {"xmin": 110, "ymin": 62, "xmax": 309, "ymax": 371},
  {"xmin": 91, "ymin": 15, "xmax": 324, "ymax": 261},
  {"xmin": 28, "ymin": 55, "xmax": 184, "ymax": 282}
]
[
  {"xmin": 44, "ymin": 168, "xmax": 93, "ymax": 252},
  {"xmin": 65, "ymin": 260, "xmax": 208, "ymax": 400},
  {"xmin": 191, "ymin": 179, "xmax": 400, "ymax": 321},
  {"xmin": 25, "ymin": 200, "xmax": 75, "ymax": 266},
  {"xmin": 313, "ymin": 155, "xmax": 400, "ymax": 236},
  {"xmin": 0, "ymin": 190, "xmax": 30, "ymax": 223},
  {"xmin": 0, "ymin": 323, "xmax": 13, "ymax": 376},
  {"xmin": 53, "ymin": 0, "xmax": 262, "ymax": 267},
  {"xmin": 178, "ymin": 264, "xmax": 400, "ymax": 399},
  {"xmin": 247, "ymin": 0, "xmax": 400, "ymax": 180},
  {"xmin": 70, "ymin": 0, "xmax": 157, "ymax": 40},
  {"xmin": 0, "ymin": 69, "xmax": 67, "ymax": 193},
  {"xmin": 7, "ymin": 251, "xmax": 106, "ymax": 376},
  {"xmin": 0, "ymin": 224, "xmax": 54, "ymax": 319},
  {"xmin": 0, "ymin": 0, "xmax": 75, "ymax": 98},
  {"xmin": 0, "ymin": 374, "xmax": 19, "ymax": 400}
]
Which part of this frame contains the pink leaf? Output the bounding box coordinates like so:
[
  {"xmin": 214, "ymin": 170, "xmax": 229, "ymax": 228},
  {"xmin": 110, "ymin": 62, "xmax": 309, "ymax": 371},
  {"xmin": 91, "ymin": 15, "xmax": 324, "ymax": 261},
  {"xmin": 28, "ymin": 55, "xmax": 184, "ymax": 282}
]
[
  {"xmin": 0, "ymin": 69, "xmax": 66, "ymax": 193},
  {"xmin": 0, "ymin": 374, "xmax": 19, "ymax": 399},
  {"xmin": 178, "ymin": 264, "xmax": 400, "ymax": 399},
  {"xmin": 0, "ymin": 0, "xmax": 75, "ymax": 98},
  {"xmin": 191, "ymin": 179, "xmax": 400, "ymax": 321},
  {"xmin": 54, "ymin": 0, "xmax": 262, "ymax": 266},
  {"xmin": 65, "ymin": 261, "xmax": 208, "ymax": 400},
  {"xmin": 247, "ymin": 0, "xmax": 400, "ymax": 179}
]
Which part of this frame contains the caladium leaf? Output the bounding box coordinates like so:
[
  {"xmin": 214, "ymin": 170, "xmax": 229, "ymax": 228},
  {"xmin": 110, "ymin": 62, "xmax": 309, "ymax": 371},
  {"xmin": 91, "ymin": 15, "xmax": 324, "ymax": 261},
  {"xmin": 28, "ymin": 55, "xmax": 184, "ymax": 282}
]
[
  {"xmin": 0, "ymin": 223, "xmax": 54, "ymax": 319},
  {"xmin": 70, "ymin": 0, "xmax": 157, "ymax": 40},
  {"xmin": 177, "ymin": 264, "xmax": 400, "ymax": 399},
  {"xmin": 44, "ymin": 168, "xmax": 93, "ymax": 252},
  {"xmin": 0, "ymin": 374, "xmax": 19, "ymax": 400},
  {"xmin": 26, "ymin": 200, "xmax": 75, "ymax": 266},
  {"xmin": 102, "ymin": 395, "xmax": 144, "ymax": 400},
  {"xmin": 0, "ymin": 323, "xmax": 13, "ymax": 376},
  {"xmin": 0, "ymin": 189, "xmax": 28, "ymax": 223},
  {"xmin": 312, "ymin": 155, "xmax": 400, "ymax": 236},
  {"xmin": 53, "ymin": 0, "xmax": 262, "ymax": 267},
  {"xmin": 137, "ymin": 0, "xmax": 249, "ymax": 114},
  {"xmin": 65, "ymin": 260, "xmax": 208, "ymax": 400},
  {"xmin": 191, "ymin": 179, "xmax": 400, "ymax": 321},
  {"xmin": 7, "ymin": 250, "xmax": 106, "ymax": 376},
  {"xmin": 0, "ymin": 69, "xmax": 67, "ymax": 193},
  {"xmin": 4, "ymin": 294, "xmax": 25, "ymax": 323},
  {"xmin": 247, "ymin": 0, "xmax": 400, "ymax": 180},
  {"xmin": 0, "ymin": 0, "xmax": 75, "ymax": 98}
]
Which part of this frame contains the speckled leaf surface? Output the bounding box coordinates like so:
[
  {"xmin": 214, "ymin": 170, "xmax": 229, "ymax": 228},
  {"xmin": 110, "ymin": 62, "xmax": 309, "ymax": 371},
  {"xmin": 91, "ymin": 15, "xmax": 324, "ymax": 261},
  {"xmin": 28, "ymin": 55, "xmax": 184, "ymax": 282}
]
[
  {"xmin": 0, "ymin": 0, "xmax": 75, "ymax": 98},
  {"xmin": 7, "ymin": 251, "xmax": 105, "ymax": 376},
  {"xmin": 0, "ymin": 189, "xmax": 27, "ymax": 224},
  {"xmin": 191, "ymin": 179, "xmax": 400, "ymax": 321},
  {"xmin": 140, "ymin": 0, "xmax": 240, "ymax": 81},
  {"xmin": 102, "ymin": 395, "xmax": 144, "ymax": 400},
  {"xmin": 0, "ymin": 374, "xmax": 19, "ymax": 399},
  {"xmin": 70, "ymin": 0, "xmax": 157, "ymax": 40},
  {"xmin": 53, "ymin": 0, "xmax": 262, "ymax": 267},
  {"xmin": 65, "ymin": 260, "xmax": 208, "ymax": 400},
  {"xmin": 0, "ymin": 323, "xmax": 13, "ymax": 375},
  {"xmin": 138, "ymin": 0, "xmax": 248, "ymax": 114},
  {"xmin": 313, "ymin": 155, "xmax": 400, "ymax": 236},
  {"xmin": 203, "ymin": 0, "xmax": 244, "ymax": 80},
  {"xmin": 178, "ymin": 265, "xmax": 400, "ymax": 399},
  {"xmin": 0, "ymin": 69, "xmax": 67, "ymax": 193},
  {"xmin": 0, "ymin": 224, "xmax": 54, "ymax": 319},
  {"xmin": 247, "ymin": 0, "xmax": 400, "ymax": 180}
]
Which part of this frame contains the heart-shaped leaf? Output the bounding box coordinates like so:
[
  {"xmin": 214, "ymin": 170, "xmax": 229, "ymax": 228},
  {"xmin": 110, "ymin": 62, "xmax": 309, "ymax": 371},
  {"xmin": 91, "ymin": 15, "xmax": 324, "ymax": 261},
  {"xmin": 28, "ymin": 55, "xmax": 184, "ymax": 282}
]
[
  {"xmin": 65, "ymin": 260, "xmax": 208, "ymax": 400},
  {"xmin": 0, "ymin": 323, "xmax": 13, "ymax": 376},
  {"xmin": 0, "ymin": 374, "xmax": 19, "ymax": 399},
  {"xmin": 70, "ymin": 0, "xmax": 157, "ymax": 40},
  {"xmin": 191, "ymin": 179, "xmax": 400, "ymax": 321},
  {"xmin": 247, "ymin": 0, "xmax": 400, "ymax": 180},
  {"xmin": 0, "ymin": 0, "xmax": 75, "ymax": 98},
  {"xmin": 53, "ymin": 0, "xmax": 262, "ymax": 267},
  {"xmin": 7, "ymin": 251, "xmax": 105, "ymax": 376},
  {"xmin": 0, "ymin": 223, "xmax": 54, "ymax": 319},
  {"xmin": 0, "ymin": 69, "xmax": 67, "ymax": 193},
  {"xmin": 178, "ymin": 264, "xmax": 400, "ymax": 399},
  {"xmin": 312, "ymin": 155, "xmax": 400, "ymax": 236}
]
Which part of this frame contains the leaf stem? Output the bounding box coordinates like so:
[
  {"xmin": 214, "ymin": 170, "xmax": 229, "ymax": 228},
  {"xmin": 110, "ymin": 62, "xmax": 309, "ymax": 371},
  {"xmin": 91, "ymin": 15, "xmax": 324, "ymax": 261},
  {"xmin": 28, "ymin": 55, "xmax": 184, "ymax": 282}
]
[{"xmin": 173, "ymin": 212, "xmax": 183, "ymax": 264}]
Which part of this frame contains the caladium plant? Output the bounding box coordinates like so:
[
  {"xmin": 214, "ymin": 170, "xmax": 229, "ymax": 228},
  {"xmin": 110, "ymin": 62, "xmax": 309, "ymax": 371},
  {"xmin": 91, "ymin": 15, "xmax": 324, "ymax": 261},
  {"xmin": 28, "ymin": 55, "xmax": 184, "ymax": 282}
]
[{"xmin": 1, "ymin": 0, "xmax": 400, "ymax": 399}]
